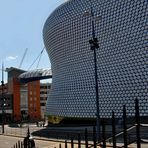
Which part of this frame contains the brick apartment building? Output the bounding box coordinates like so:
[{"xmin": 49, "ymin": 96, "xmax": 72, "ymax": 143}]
[
  {"xmin": 40, "ymin": 82, "xmax": 51, "ymax": 119},
  {"xmin": 0, "ymin": 67, "xmax": 42, "ymax": 122}
]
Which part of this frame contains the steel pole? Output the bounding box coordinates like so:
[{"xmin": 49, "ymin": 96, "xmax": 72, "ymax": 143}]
[
  {"xmin": 92, "ymin": 46, "xmax": 100, "ymax": 140},
  {"xmin": 1, "ymin": 63, "xmax": 5, "ymax": 134},
  {"xmin": 90, "ymin": 3, "xmax": 100, "ymax": 141}
]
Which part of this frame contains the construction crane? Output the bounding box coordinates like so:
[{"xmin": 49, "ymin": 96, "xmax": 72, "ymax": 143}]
[
  {"xmin": 19, "ymin": 48, "xmax": 28, "ymax": 68},
  {"xmin": 28, "ymin": 47, "xmax": 45, "ymax": 70}
]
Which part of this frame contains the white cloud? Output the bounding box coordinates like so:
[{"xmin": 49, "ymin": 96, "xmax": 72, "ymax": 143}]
[{"xmin": 6, "ymin": 56, "xmax": 18, "ymax": 61}]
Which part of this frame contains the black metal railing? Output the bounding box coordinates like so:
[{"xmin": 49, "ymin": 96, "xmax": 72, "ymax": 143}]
[
  {"xmin": 53, "ymin": 98, "xmax": 148, "ymax": 148},
  {"xmin": 10, "ymin": 98, "xmax": 148, "ymax": 148}
]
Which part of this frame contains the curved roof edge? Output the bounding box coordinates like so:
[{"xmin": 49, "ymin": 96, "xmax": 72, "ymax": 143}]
[{"xmin": 19, "ymin": 69, "xmax": 52, "ymax": 83}]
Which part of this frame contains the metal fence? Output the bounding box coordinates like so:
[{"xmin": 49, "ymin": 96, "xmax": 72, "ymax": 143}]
[
  {"xmin": 11, "ymin": 141, "xmax": 23, "ymax": 148},
  {"xmin": 53, "ymin": 99, "xmax": 148, "ymax": 148},
  {"xmin": 9, "ymin": 99, "xmax": 148, "ymax": 148}
]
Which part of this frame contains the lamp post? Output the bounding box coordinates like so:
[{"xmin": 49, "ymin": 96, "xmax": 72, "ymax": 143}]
[
  {"xmin": 1, "ymin": 63, "xmax": 5, "ymax": 134},
  {"xmin": 84, "ymin": 1, "xmax": 100, "ymax": 140}
]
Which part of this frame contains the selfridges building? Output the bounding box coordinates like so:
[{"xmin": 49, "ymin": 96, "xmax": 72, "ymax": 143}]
[{"xmin": 43, "ymin": 0, "xmax": 147, "ymax": 121}]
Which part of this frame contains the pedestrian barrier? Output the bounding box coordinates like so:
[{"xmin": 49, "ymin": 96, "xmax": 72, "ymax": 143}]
[
  {"xmin": 11, "ymin": 128, "xmax": 36, "ymax": 148},
  {"xmin": 11, "ymin": 140, "xmax": 23, "ymax": 148},
  {"xmin": 52, "ymin": 99, "xmax": 148, "ymax": 148},
  {"xmin": 9, "ymin": 99, "xmax": 148, "ymax": 148}
]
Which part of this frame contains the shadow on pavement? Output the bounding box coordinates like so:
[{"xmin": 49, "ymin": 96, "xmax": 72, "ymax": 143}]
[{"xmin": 31, "ymin": 125, "xmax": 95, "ymax": 140}]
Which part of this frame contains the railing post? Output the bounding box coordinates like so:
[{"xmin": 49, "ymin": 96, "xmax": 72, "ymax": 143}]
[
  {"xmin": 123, "ymin": 105, "xmax": 127, "ymax": 148},
  {"xmin": 85, "ymin": 128, "xmax": 88, "ymax": 148},
  {"xmin": 71, "ymin": 138, "xmax": 74, "ymax": 148},
  {"xmin": 102, "ymin": 119, "xmax": 106, "ymax": 148},
  {"xmin": 78, "ymin": 133, "xmax": 81, "ymax": 148},
  {"xmin": 135, "ymin": 98, "xmax": 141, "ymax": 148},
  {"xmin": 112, "ymin": 111, "xmax": 116, "ymax": 148},
  {"xmin": 59, "ymin": 143, "xmax": 61, "ymax": 148},
  {"xmin": 65, "ymin": 140, "xmax": 67, "ymax": 148},
  {"xmin": 18, "ymin": 141, "xmax": 20, "ymax": 148},
  {"xmin": 21, "ymin": 141, "xmax": 23, "ymax": 148},
  {"xmin": 93, "ymin": 126, "xmax": 96, "ymax": 148}
]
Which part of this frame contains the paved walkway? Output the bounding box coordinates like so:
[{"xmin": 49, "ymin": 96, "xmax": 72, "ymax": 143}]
[
  {"xmin": 1, "ymin": 134, "xmax": 148, "ymax": 148},
  {"xmin": 0, "ymin": 135, "xmax": 61, "ymax": 148},
  {"xmin": 0, "ymin": 124, "xmax": 148, "ymax": 148}
]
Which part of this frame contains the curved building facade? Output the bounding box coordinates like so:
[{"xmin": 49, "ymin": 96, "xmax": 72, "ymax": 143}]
[{"xmin": 43, "ymin": 0, "xmax": 147, "ymax": 119}]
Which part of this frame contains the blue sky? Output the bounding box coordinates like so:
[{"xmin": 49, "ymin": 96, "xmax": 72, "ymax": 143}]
[{"xmin": 0, "ymin": 0, "xmax": 65, "ymax": 82}]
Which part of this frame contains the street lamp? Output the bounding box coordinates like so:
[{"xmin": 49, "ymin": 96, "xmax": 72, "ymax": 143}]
[
  {"xmin": 84, "ymin": 1, "xmax": 101, "ymax": 140},
  {"xmin": 1, "ymin": 63, "xmax": 5, "ymax": 134}
]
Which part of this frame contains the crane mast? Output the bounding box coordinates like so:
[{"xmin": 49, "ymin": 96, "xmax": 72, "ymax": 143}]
[{"xmin": 19, "ymin": 48, "xmax": 28, "ymax": 68}]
